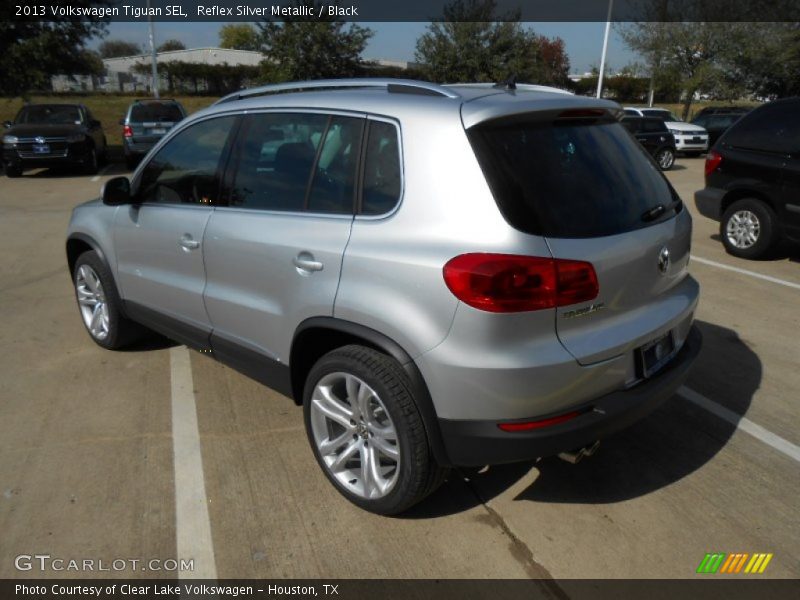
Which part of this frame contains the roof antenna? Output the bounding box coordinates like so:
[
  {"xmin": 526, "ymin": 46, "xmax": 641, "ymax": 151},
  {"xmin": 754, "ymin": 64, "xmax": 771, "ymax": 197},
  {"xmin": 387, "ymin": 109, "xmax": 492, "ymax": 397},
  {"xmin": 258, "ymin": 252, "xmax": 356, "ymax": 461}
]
[{"xmin": 493, "ymin": 75, "xmax": 517, "ymax": 90}]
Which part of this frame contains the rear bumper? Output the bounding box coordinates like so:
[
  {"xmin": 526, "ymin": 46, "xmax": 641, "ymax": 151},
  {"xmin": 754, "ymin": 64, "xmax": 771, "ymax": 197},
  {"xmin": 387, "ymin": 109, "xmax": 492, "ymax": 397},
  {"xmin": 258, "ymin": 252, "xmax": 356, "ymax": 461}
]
[
  {"xmin": 438, "ymin": 325, "xmax": 702, "ymax": 467},
  {"xmin": 694, "ymin": 187, "xmax": 726, "ymax": 221}
]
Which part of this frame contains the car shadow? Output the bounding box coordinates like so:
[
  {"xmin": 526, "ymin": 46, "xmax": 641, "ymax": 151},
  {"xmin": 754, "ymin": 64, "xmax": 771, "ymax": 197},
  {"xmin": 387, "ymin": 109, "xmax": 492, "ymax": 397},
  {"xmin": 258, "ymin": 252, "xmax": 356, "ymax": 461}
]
[
  {"xmin": 118, "ymin": 333, "xmax": 177, "ymax": 352},
  {"xmin": 402, "ymin": 319, "xmax": 760, "ymax": 518},
  {"xmin": 709, "ymin": 234, "xmax": 800, "ymax": 262},
  {"xmin": 668, "ymin": 163, "xmax": 688, "ymax": 171}
]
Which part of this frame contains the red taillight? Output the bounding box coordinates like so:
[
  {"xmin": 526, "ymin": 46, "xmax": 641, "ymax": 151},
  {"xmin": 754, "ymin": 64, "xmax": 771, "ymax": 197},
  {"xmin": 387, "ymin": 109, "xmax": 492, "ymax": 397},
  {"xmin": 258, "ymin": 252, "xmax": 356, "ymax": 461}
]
[
  {"xmin": 123, "ymin": 125, "xmax": 133, "ymax": 138},
  {"xmin": 705, "ymin": 150, "xmax": 722, "ymax": 176},
  {"xmin": 498, "ymin": 411, "xmax": 581, "ymax": 432},
  {"xmin": 442, "ymin": 253, "xmax": 598, "ymax": 313}
]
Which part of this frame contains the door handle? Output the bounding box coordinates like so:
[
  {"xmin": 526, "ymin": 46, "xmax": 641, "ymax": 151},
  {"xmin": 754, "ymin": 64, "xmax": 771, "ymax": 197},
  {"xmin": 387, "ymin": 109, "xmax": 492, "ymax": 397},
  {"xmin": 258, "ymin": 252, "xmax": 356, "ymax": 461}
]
[
  {"xmin": 293, "ymin": 253, "xmax": 323, "ymax": 273},
  {"xmin": 179, "ymin": 235, "xmax": 200, "ymax": 251}
]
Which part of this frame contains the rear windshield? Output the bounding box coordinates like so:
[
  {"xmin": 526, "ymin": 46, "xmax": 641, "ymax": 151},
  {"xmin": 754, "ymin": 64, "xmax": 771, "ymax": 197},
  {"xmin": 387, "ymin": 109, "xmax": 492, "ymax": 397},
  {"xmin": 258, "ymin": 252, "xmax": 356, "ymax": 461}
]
[
  {"xmin": 130, "ymin": 102, "xmax": 184, "ymax": 122},
  {"xmin": 16, "ymin": 105, "xmax": 81, "ymax": 125},
  {"xmin": 467, "ymin": 116, "xmax": 677, "ymax": 238}
]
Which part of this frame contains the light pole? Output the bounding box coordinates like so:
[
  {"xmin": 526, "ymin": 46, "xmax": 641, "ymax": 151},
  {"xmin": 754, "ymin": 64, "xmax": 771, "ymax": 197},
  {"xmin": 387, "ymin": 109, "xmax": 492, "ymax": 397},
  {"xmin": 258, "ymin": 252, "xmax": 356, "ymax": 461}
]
[
  {"xmin": 596, "ymin": 0, "xmax": 614, "ymax": 99},
  {"xmin": 147, "ymin": 0, "xmax": 159, "ymax": 98}
]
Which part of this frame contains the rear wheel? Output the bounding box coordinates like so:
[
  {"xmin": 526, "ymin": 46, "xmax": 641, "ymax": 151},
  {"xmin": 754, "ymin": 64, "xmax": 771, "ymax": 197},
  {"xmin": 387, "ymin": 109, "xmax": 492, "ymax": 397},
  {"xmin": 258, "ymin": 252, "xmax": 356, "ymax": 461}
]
[
  {"xmin": 84, "ymin": 147, "xmax": 99, "ymax": 175},
  {"xmin": 655, "ymin": 147, "xmax": 675, "ymax": 170},
  {"xmin": 721, "ymin": 198, "xmax": 779, "ymax": 259},
  {"xmin": 684, "ymin": 151, "xmax": 703, "ymax": 158},
  {"xmin": 303, "ymin": 345, "xmax": 446, "ymax": 515},
  {"xmin": 73, "ymin": 250, "xmax": 144, "ymax": 349}
]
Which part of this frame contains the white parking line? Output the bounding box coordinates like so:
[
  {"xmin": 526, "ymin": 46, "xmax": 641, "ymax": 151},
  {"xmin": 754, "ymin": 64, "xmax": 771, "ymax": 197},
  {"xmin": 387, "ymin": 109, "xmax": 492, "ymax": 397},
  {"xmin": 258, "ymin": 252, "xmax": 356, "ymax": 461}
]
[
  {"xmin": 692, "ymin": 255, "xmax": 800, "ymax": 291},
  {"xmin": 678, "ymin": 386, "xmax": 800, "ymax": 463},
  {"xmin": 90, "ymin": 164, "xmax": 111, "ymax": 183},
  {"xmin": 170, "ymin": 346, "xmax": 218, "ymax": 579}
]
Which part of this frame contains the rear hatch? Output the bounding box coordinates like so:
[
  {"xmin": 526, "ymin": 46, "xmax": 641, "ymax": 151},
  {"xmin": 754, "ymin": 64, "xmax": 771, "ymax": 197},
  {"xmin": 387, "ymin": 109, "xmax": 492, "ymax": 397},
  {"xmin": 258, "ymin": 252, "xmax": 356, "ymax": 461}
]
[
  {"xmin": 466, "ymin": 104, "xmax": 694, "ymax": 365},
  {"xmin": 129, "ymin": 102, "xmax": 184, "ymax": 143}
]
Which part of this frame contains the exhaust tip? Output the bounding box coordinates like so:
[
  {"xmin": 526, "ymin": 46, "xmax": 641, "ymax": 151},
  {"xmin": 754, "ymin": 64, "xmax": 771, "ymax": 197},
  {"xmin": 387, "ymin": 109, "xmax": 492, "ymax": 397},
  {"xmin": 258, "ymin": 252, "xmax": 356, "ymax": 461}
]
[{"xmin": 558, "ymin": 440, "xmax": 600, "ymax": 464}]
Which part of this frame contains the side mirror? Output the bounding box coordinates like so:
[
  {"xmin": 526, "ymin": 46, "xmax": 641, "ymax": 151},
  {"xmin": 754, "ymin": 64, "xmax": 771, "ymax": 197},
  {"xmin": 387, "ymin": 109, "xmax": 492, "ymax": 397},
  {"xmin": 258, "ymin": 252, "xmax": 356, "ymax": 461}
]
[
  {"xmin": 90, "ymin": 119, "xmax": 102, "ymax": 128},
  {"xmin": 118, "ymin": 118, "xmax": 125, "ymax": 126},
  {"xmin": 3, "ymin": 121, "xmax": 11, "ymax": 129},
  {"xmin": 102, "ymin": 176, "xmax": 131, "ymax": 206}
]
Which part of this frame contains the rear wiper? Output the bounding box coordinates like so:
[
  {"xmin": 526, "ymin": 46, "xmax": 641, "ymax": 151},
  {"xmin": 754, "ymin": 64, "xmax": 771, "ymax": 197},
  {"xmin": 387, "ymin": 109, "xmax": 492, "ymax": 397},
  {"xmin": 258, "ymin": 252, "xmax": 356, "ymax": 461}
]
[{"xmin": 641, "ymin": 199, "xmax": 682, "ymax": 222}]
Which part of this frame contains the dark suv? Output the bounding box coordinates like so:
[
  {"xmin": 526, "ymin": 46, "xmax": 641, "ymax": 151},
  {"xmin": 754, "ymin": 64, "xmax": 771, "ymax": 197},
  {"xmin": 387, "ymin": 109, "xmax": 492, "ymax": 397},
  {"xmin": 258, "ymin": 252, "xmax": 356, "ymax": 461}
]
[
  {"xmin": 621, "ymin": 116, "xmax": 677, "ymax": 170},
  {"xmin": 121, "ymin": 99, "xmax": 186, "ymax": 169},
  {"xmin": 2, "ymin": 104, "xmax": 107, "ymax": 177},
  {"xmin": 691, "ymin": 111, "xmax": 748, "ymax": 147},
  {"xmin": 695, "ymin": 98, "xmax": 800, "ymax": 259}
]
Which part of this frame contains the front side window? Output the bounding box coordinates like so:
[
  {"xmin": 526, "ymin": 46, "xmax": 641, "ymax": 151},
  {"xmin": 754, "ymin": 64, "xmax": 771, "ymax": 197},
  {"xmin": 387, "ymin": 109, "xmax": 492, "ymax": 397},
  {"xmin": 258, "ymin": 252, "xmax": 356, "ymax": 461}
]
[
  {"xmin": 361, "ymin": 120, "xmax": 402, "ymax": 215},
  {"xmin": 228, "ymin": 112, "xmax": 362, "ymax": 214},
  {"xmin": 137, "ymin": 115, "xmax": 236, "ymax": 205}
]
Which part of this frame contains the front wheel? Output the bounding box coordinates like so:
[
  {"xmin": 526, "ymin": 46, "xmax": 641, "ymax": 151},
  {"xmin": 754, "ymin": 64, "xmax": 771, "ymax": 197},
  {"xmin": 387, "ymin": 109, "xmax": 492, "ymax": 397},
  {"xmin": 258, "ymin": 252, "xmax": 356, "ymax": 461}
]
[
  {"xmin": 303, "ymin": 345, "xmax": 446, "ymax": 515},
  {"xmin": 655, "ymin": 147, "xmax": 675, "ymax": 171},
  {"xmin": 73, "ymin": 251, "xmax": 144, "ymax": 349},
  {"xmin": 84, "ymin": 147, "xmax": 99, "ymax": 174},
  {"xmin": 5, "ymin": 165, "xmax": 22, "ymax": 178},
  {"xmin": 720, "ymin": 198, "xmax": 780, "ymax": 259}
]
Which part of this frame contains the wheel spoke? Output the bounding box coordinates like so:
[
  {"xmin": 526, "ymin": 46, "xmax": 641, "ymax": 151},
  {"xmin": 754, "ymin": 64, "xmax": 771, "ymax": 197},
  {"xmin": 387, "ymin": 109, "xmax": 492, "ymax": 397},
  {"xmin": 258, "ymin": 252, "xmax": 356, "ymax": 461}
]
[
  {"xmin": 330, "ymin": 438, "xmax": 360, "ymax": 473},
  {"xmin": 370, "ymin": 432, "xmax": 399, "ymax": 460},
  {"xmin": 367, "ymin": 444, "xmax": 386, "ymax": 495},
  {"xmin": 360, "ymin": 444, "xmax": 373, "ymax": 498},
  {"xmin": 318, "ymin": 429, "xmax": 352, "ymax": 455},
  {"xmin": 312, "ymin": 386, "xmax": 354, "ymax": 429}
]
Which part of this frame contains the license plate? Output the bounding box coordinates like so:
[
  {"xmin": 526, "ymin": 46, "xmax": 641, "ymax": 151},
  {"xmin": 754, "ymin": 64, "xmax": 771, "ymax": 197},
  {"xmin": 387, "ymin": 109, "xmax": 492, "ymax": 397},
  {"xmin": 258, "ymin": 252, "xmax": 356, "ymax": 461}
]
[
  {"xmin": 33, "ymin": 143, "xmax": 50, "ymax": 154},
  {"xmin": 636, "ymin": 331, "xmax": 676, "ymax": 379},
  {"xmin": 150, "ymin": 128, "xmax": 166, "ymax": 135},
  {"xmin": 692, "ymin": 136, "xmax": 701, "ymax": 142}
]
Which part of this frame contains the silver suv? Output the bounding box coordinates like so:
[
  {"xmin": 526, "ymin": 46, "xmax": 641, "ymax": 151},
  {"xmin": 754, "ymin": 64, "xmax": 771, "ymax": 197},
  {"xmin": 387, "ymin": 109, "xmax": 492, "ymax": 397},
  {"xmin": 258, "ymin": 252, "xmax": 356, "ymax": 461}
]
[{"xmin": 66, "ymin": 79, "xmax": 701, "ymax": 514}]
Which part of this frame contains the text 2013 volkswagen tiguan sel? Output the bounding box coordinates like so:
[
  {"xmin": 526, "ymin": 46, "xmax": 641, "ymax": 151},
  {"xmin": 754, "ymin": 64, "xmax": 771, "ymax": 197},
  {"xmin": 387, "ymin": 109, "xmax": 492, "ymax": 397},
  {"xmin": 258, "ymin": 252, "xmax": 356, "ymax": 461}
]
[{"xmin": 66, "ymin": 80, "xmax": 701, "ymax": 514}]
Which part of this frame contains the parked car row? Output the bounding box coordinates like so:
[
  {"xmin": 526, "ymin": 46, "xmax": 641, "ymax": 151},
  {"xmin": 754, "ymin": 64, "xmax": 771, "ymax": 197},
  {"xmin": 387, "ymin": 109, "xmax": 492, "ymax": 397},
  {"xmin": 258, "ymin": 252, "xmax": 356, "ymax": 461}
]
[{"xmin": 2, "ymin": 99, "xmax": 186, "ymax": 176}]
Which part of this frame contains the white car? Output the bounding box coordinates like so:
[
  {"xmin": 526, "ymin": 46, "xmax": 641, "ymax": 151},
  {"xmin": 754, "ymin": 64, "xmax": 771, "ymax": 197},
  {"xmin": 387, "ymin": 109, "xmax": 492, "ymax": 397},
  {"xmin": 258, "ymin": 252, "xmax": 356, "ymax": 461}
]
[{"xmin": 624, "ymin": 107, "xmax": 709, "ymax": 156}]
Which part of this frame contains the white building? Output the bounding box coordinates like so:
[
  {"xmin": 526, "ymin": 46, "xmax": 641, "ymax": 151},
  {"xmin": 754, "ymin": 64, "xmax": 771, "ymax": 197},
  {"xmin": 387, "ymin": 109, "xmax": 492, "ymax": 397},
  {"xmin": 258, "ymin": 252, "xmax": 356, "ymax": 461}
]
[{"xmin": 52, "ymin": 47, "xmax": 264, "ymax": 93}]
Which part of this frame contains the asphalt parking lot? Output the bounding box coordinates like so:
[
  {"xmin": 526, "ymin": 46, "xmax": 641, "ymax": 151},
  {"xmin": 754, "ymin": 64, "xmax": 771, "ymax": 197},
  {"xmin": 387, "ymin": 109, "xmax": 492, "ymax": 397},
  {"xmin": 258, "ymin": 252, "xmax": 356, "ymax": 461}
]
[{"xmin": 0, "ymin": 156, "xmax": 798, "ymax": 581}]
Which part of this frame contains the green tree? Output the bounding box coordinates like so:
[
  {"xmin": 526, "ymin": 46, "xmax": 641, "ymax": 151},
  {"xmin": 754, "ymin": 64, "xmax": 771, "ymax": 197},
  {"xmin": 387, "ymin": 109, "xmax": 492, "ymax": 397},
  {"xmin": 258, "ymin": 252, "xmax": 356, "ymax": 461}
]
[
  {"xmin": 619, "ymin": 21, "xmax": 748, "ymax": 118},
  {"xmin": 414, "ymin": 0, "xmax": 569, "ymax": 85},
  {"xmin": 219, "ymin": 24, "xmax": 262, "ymax": 51},
  {"xmin": 157, "ymin": 39, "xmax": 186, "ymax": 53},
  {"xmin": 98, "ymin": 40, "xmax": 142, "ymax": 58},
  {"xmin": 257, "ymin": 1, "xmax": 373, "ymax": 80},
  {"xmin": 0, "ymin": 2, "xmax": 110, "ymax": 96}
]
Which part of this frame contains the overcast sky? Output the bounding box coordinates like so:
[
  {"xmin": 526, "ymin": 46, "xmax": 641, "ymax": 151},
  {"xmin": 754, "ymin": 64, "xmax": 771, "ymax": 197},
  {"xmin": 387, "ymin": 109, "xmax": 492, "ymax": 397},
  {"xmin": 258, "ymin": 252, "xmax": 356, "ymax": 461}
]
[{"xmin": 93, "ymin": 21, "xmax": 638, "ymax": 74}]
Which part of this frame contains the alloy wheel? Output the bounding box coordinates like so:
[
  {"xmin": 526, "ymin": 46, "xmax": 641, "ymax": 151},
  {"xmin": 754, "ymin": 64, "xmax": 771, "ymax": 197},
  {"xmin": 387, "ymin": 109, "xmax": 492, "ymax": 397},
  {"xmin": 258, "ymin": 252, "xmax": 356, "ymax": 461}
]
[
  {"xmin": 726, "ymin": 210, "xmax": 760, "ymax": 249},
  {"xmin": 309, "ymin": 372, "xmax": 400, "ymax": 499},
  {"xmin": 75, "ymin": 264, "xmax": 110, "ymax": 340}
]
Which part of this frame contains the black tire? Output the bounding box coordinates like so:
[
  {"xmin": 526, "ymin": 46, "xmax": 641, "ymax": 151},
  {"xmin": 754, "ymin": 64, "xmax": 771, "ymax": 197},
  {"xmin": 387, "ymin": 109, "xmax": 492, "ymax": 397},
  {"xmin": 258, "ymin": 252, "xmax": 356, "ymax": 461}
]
[
  {"xmin": 73, "ymin": 250, "xmax": 145, "ymax": 349},
  {"xmin": 5, "ymin": 165, "xmax": 22, "ymax": 178},
  {"xmin": 303, "ymin": 345, "xmax": 447, "ymax": 515},
  {"xmin": 720, "ymin": 198, "xmax": 780, "ymax": 259},
  {"xmin": 683, "ymin": 151, "xmax": 703, "ymax": 158},
  {"xmin": 84, "ymin": 147, "xmax": 99, "ymax": 175},
  {"xmin": 655, "ymin": 147, "xmax": 675, "ymax": 171}
]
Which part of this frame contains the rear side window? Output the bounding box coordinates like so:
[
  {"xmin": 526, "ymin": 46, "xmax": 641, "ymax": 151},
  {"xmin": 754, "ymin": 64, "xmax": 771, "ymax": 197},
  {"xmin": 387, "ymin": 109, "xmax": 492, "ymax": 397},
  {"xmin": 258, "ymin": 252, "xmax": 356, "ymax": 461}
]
[
  {"xmin": 227, "ymin": 112, "xmax": 363, "ymax": 214},
  {"xmin": 137, "ymin": 115, "xmax": 235, "ymax": 205},
  {"xmin": 642, "ymin": 118, "xmax": 667, "ymax": 133},
  {"xmin": 361, "ymin": 120, "xmax": 402, "ymax": 215},
  {"xmin": 467, "ymin": 117, "xmax": 677, "ymax": 238},
  {"xmin": 722, "ymin": 102, "xmax": 800, "ymax": 154},
  {"xmin": 130, "ymin": 102, "xmax": 185, "ymax": 122}
]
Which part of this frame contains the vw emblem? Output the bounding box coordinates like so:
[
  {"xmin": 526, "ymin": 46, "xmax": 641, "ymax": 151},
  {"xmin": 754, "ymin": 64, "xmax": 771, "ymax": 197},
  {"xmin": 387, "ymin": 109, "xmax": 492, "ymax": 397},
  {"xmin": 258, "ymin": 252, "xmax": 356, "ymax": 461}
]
[
  {"xmin": 658, "ymin": 247, "xmax": 670, "ymax": 275},
  {"xmin": 34, "ymin": 136, "xmax": 46, "ymax": 144}
]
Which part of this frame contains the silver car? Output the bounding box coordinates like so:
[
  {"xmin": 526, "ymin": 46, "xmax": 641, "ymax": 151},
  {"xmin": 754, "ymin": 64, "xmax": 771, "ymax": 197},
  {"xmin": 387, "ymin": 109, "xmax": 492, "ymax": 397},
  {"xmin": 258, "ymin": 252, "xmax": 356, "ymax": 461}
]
[{"xmin": 66, "ymin": 79, "xmax": 701, "ymax": 514}]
